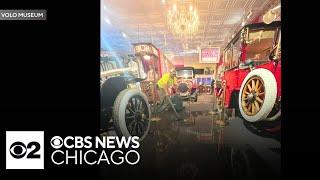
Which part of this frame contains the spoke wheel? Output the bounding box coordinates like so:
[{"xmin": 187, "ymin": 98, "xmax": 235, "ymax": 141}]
[
  {"xmin": 113, "ymin": 88, "xmax": 151, "ymax": 141},
  {"xmin": 238, "ymin": 69, "xmax": 278, "ymax": 122},
  {"xmin": 241, "ymin": 77, "xmax": 265, "ymax": 116},
  {"xmin": 125, "ymin": 96, "xmax": 150, "ymax": 137}
]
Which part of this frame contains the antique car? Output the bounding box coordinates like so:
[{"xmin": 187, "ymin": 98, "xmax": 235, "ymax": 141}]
[
  {"xmin": 100, "ymin": 43, "xmax": 175, "ymax": 141},
  {"xmin": 195, "ymin": 74, "xmax": 214, "ymax": 94},
  {"xmin": 215, "ymin": 21, "xmax": 281, "ymax": 122},
  {"xmin": 175, "ymin": 67, "xmax": 198, "ymax": 101},
  {"xmin": 100, "ymin": 56, "xmax": 151, "ymax": 141}
]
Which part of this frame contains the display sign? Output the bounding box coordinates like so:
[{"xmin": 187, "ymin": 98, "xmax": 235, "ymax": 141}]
[
  {"xmin": 199, "ymin": 47, "xmax": 220, "ymax": 63},
  {"xmin": 133, "ymin": 43, "xmax": 159, "ymax": 57}
]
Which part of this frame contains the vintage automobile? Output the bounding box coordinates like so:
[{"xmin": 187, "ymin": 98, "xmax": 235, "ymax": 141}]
[
  {"xmin": 100, "ymin": 56, "xmax": 151, "ymax": 141},
  {"xmin": 195, "ymin": 74, "xmax": 214, "ymax": 94},
  {"xmin": 100, "ymin": 43, "xmax": 174, "ymax": 141},
  {"xmin": 215, "ymin": 21, "xmax": 281, "ymax": 122},
  {"xmin": 175, "ymin": 67, "xmax": 198, "ymax": 101}
]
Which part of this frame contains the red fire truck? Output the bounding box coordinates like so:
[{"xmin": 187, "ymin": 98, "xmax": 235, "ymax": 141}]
[{"xmin": 215, "ymin": 21, "xmax": 281, "ymax": 122}]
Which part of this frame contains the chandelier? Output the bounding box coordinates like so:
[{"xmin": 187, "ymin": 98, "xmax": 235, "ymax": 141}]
[{"xmin": 166, "ymin": 0, "xmax": 200, "ymax": 38}]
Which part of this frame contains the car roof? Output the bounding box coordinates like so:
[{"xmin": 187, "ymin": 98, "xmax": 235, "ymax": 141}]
[
  {"xmin": 176, "ymin": 67, "xmax": 195, "ymax": 71},
  {"xmin": 224, "ymin": 21, "xmax": 281, "ymax": 51}
]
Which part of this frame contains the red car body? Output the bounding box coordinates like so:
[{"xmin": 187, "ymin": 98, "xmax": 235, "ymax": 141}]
[
  {"xmin": 217, "ymin": 21, "xmax": 281, "ymax": 120},
  {"xmin": 223, "ymin": 61, "xmax": 281, "ymax": 108}
]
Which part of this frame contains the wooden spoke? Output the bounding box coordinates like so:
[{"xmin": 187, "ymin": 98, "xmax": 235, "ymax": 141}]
[
  {"xmin": 242, "ymin": 102, "xmax": 248, "ymax": 112},
  {"xmin": 254, "ymin": 101, "xmax": 260, "ymax": 111},
  {"xmin": 255, "ymin": 80, "xmax": 260, "ymax": 91},
  {"xmin": 248, "ymin": 104, "xmax": 252, "ymax": 112},
  {"xmin": 247, "ymin": 84, "xmax": 252, "ymax": 92},
  {"xmin": 257, "ymin": 84, "xmax": 263, "ymax": 92},
  {"xmin": 252, "ymin": 79, "xmax": 255, "ymax": 91},
  {"xmin": 251, "ymin": 103, "xmax": 255, "ymax": 114},
  {"xmin": 242, "ymin": 77, "xmax": 265, "ymax": 116},
  {"xmin": 242, "ymin": 101, "xmax": 246, "ymax": 107},
  {"xmin": 256, "ymin": 96, "xmax": 263, "ymax": 104}
]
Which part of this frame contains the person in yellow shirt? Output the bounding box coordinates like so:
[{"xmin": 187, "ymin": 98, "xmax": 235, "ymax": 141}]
[
  {"xmin": 156, "ymin": 69, "xmax": 182, "ymax": 120},
  {"xmin": 157, "ymin": 69, "xmax": 177, "ymax": 99}
]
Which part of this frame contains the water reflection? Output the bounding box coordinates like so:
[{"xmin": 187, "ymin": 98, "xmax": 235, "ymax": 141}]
[{"xmin": 101, "ymin": 102, "xmax": 280, "ymax": 180}]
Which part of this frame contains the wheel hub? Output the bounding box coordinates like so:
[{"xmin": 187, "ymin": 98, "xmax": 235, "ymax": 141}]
[
  {"xmin": 247, "ymin": 92, "xmax": 257, "ymax": 103},
  {"xmin": 247, "ymin": 93, "xmax": 254, "ymax": 101},
  {"xmin": 134, "ymin": 112, "xmax": 143, "ymax": 121}
]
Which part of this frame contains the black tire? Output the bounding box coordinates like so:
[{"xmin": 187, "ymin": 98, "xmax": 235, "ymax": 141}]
[
  {"xmin": 100, "ymin": 76, "xmax": 128, "ymax": 130},
  {"xmin": 113, "ymin": 88, "xmax": 151, "ymax": 141},
  {"xmin": 266, "ymin": 98, "xmax": 281, "ymax": 121}
]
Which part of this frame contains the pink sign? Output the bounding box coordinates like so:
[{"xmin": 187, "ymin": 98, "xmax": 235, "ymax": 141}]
[{"xmin": 199, "ymin": 47, "xmax": 220, "ymax": 63}]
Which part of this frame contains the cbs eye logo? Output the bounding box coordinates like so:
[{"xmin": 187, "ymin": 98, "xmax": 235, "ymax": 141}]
[
  {"xmin": 6, "ymin": 131, "xmax": 44, "ymax": 169},
  {"xmin": 9, "ymin": 141, "xmax": 41, "ymax": 159},
  {"xmin": 50, "ymin": 136, "xmax": 63, "ymax": 149}
]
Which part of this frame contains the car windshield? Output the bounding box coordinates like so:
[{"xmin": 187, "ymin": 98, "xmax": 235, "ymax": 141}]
[
  {"xmin": 100, "ymin": 59, "xmax": 119, "ymax": 72},
  {"xmin": 177, "ymin": 69, "xmax": 193, "ymax": 78},
  {"xmin": 246, "ymin": 28, "xmax": 277, "ymax": 63}
]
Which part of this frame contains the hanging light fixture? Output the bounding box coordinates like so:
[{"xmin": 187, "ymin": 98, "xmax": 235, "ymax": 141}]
[
  {"xmin": 263, "ymin": 4, "xmax": 281, "ymax": 24},
  {"xmin": 166, "ymin": 0, "xmax": 200, "ymax": 39}
]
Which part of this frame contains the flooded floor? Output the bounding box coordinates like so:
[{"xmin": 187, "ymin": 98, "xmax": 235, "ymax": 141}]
[{"xmin": 101, "ymin": 94, "xmax": 281, "ymax": 180}]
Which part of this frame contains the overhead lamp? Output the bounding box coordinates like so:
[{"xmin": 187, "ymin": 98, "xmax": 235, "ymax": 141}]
[
  {"xmin": 143, "ymin": 55, "xmax": 151, "ymax": 60},
  {"xmin": 241, "ymin": 21, "xmax": 245, "ymax": 27},
  {"xmin": 103, "ymin": 5, "xmax": 107, "ymax": 10},
  {"xmin": 263, "ymin": 10, "xmax": 277, "ymax": 24},
  {"xmin": 173, "ymin": 4, "xmax": 177, "ymax": 11},
  {"xmin": 189, "ymin": 5, "xmax": 193, "ymax": 11},
  {"xmin": 166, "ymin": 1, "xmax": 199, "ymax": 39},
  {"xmin": 104, "ymin": 17, "xmax": 111, "ymax": 25},
  {"xmin": 122, "ymin": 32, "xmax": 127, "ymax": 38},
  {"xmin": 263, "ymin": 4, "xmax": 281, "ymax": 24}
]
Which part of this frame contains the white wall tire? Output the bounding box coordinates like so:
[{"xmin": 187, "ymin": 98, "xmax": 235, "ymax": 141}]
[
  {"xmin": 266, "ymin": 109, "xmax": 281, "ymax": 121},
  {"xmin": 113, "ymin": 88, "xmax": 151, "ymax": 141},
  {"xmin": 266, "ymin": 96, "xmax": 281, "ymax": 121},
  {"xmin": 239, "ymin": 69, "xmax": 277, "ymax": 122}
]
